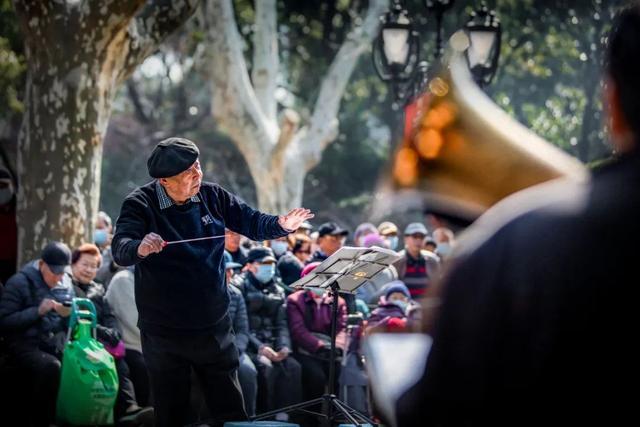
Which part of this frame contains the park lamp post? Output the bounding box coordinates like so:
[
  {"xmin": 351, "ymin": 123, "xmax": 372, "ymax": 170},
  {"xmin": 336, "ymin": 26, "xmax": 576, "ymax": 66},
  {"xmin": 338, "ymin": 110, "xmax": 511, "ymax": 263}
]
[
  {"xmin": 373, "ymin": 0, "xmax": 501, "ymax": 108},
  {"xmin": 372, "ymin": 0, "xmax": 421, "ymax": 109},
  {"xmin": 464, "ymin": 3, "xmax": 502, "ymax": 88}
]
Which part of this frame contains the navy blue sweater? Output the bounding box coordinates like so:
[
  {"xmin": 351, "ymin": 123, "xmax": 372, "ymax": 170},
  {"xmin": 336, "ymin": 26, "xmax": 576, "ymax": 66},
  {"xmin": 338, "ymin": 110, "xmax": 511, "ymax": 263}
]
[{"xmin": 112, "ymin": 181, "xmax": 288, "ymax": 335}]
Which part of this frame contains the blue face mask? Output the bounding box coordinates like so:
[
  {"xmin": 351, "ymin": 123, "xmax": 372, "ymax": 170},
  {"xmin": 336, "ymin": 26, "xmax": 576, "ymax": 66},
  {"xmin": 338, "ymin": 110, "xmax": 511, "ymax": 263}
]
[
  {"xmin": 390, "ymin": 299, "xmax": 408, "ymax": 312},
  {"xmin": 387, "ymin": 236, "xmax": 399, "ymax": 250},
  {"xmin": 271, "ymin": 240, "xmax": 288, "ymax": 257},
  {"xmin": 94, "ymin": 229, "xmax": 108, "ymax": 246},
  {"xmin": 254, "ymin": 264, "xmax": 276, "ymax": 284}
]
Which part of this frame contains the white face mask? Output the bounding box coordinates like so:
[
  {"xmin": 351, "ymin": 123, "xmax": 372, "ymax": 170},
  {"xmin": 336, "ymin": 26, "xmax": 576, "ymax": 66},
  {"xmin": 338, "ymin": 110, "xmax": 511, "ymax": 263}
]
[
  {"xmin": 436, "ymin": 243, "xmax": 452, "ymax": 257},
  {"xmin": 271, "ymin": 240, "xmax": 288, "ymax": 257},
  {"xmin": 390, "ymin": 299, "xmax": 408, "ymax": 312}
]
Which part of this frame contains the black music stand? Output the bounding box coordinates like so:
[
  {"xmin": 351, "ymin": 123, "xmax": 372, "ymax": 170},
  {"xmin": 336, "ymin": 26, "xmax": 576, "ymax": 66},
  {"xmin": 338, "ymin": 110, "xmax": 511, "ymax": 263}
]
[{"xmin": 251, "ymin": 246, "xmax": 400, "ymax": 426}]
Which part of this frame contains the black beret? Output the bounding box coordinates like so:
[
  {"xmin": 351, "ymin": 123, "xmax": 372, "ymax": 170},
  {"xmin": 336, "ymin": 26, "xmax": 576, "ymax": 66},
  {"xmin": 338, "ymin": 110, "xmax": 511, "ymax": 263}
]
[{"xmin": 147, "ymin": 137, "xmax": 200, "ymax": 178}]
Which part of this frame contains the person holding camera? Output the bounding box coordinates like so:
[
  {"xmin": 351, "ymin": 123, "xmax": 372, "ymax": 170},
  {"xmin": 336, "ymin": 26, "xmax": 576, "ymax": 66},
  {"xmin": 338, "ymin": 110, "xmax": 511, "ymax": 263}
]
[
  {"xmin": 0, "ymin": 241, "xmax": 73, "ymax": 426},
  {"xmin": 286, "ymin": 261, "xmax": 347, "ymax": 424}
]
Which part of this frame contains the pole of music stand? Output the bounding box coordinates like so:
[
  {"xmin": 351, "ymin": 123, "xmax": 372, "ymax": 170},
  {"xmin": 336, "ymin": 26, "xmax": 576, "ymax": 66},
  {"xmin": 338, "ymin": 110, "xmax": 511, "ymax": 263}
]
[{"xmin": 251, "ymin": 282, "xmax": 375, "ymax": 426}]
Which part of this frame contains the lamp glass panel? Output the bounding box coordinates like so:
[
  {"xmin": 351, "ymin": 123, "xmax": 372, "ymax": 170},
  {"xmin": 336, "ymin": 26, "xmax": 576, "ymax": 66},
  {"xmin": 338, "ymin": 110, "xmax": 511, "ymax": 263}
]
[
  {"xmin": 468, "ymin": 30, "xmax": 496, "ymax": 67},
  {"xmin": 383, "ymin": 27, "xmax": 410, "ymax": 66}
]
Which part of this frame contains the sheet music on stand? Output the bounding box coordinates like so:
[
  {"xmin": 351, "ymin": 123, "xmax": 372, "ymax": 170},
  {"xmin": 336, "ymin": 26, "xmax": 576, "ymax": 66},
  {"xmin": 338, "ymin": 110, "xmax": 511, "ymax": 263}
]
[{"xmin": 290, "ymin": 245, "xmax": 401, "ymax": 293}]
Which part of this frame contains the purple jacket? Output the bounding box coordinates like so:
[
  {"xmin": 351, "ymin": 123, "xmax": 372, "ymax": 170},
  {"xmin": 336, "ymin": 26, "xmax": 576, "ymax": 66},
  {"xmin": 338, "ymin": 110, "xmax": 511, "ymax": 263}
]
[
  {"xmin": 286, "ymin": 290, "xmax": 347, "ymax": 354},
  {"xmin": 367, "ymin": 302, "xmax": 407, "ymax": 329}
]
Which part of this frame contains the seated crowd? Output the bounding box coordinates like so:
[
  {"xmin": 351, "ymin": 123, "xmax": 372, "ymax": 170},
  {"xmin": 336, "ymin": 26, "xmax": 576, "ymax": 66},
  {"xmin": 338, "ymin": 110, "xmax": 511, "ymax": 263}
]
[{"xmin": 0, "ymin": 211, "xmax": 456, "ymax": 426}]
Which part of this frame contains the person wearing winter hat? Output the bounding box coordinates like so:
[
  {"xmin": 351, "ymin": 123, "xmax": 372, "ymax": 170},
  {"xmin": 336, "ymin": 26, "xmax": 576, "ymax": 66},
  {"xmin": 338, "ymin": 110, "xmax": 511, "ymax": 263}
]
[
  {"xmin": 366, "ymin": 280, "xmax": 420, "ymax": 334},
  {"xmin": 353, "ymin": 233, "xmax": 400, "ymax": 307},
  {"xmin": 232, "ymin": 246, "xmax": 302, "ymax": 415},
  {"xmin": 392, "ymin": 223, "xmax": 441, "ymax": 298},
  {"xmin": 308, "ymin": 222, "xmax": 349, "ymax": 263},
  {"xmin": 378, "ymin": 221, "xmax": 399, "ymax": 251},
  {"xmin": 353, "ymin": 222, "xmax": 378, "ymax": 247},
  {"xmin": 112, "ymin": 137, "xmax": 313, "ymax": 426},
  {"xmin": 362, "ymin": 232, "xmax": 387, "ymax": 249},
  {"xmin": 0, "ymin": 241, "xmax": 74, "ymax": 426}
]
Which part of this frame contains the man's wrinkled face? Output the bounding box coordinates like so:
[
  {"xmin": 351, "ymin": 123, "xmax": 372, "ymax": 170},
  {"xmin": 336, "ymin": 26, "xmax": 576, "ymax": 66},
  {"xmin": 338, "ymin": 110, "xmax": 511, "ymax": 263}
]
[{"xmin": 160, "ymin": 160, "xmax": 203, "ymax": 203}]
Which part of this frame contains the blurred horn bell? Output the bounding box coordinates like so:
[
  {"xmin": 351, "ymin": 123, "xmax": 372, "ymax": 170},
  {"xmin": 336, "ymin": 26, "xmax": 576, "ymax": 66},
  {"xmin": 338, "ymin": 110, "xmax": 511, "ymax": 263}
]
[{"xmin": 373, "ymin": 51, "xmax": 588, "ymax": 224}]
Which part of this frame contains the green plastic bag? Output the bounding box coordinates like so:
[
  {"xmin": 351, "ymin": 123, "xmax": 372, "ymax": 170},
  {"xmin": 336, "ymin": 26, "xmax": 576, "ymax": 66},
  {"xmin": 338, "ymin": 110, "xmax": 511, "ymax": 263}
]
[{"xmin": 56, "ymin": 298, "xmax": 119, "ymax": 425}]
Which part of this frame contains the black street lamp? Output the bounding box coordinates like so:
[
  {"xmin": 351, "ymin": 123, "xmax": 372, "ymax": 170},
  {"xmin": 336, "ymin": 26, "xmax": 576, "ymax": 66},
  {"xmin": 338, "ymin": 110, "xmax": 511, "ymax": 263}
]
[
  {"xmin": 372, "ymin": 0, "xmax": 421, "ymax": 106},
  {"xmin": 373, "ymin": 0, "xmax": 501, "ymax": 107},
  {"xmin": 464, "ymin": 3, "xmax": 501, "ymax": 87}
]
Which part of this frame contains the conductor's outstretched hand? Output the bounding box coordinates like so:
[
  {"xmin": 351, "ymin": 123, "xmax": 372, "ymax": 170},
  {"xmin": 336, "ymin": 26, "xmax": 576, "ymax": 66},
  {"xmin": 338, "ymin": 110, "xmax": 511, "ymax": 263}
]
[{"xmin": 278, "ymin": 208, "xmax": 314, "ymax": 232}]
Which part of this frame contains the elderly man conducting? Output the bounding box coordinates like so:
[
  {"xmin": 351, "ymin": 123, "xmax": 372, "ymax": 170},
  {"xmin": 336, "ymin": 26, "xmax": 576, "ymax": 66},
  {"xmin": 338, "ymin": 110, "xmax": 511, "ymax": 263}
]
[{"xmin": 112, "ymin": 137, "xmax": 313, "ymax": 427}]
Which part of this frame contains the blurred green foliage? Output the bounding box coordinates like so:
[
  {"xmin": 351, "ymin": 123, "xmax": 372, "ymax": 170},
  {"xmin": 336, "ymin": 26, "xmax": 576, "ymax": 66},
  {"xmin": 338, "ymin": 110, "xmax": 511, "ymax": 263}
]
[
  {"xmin": 1, "ymin": 0, "xmax": 631, "ymax": 228},
  {"xmin": 0, "ymin": 0, "xmax": 25, "ymax": 119}
]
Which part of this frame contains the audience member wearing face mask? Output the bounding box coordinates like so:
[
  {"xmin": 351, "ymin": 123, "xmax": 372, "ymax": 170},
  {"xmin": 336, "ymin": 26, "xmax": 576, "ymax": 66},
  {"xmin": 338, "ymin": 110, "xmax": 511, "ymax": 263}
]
[
  {"xmin": 432, "ymin": 227, "xmax": 456, "ymax": 259},
  {"xmin": 94, "ymin": 211, "xmax": 123, "ymax": 288},
  {"xmin": 378, "ymin": 221, "xmax": 400, "ymax": 251},
  {"xmin": 366, "ymin": 281, "xmax": 421, "ymax": 334},
  {"xmin": 231, "ymin": 246, "xmax": 302, "ymax": 417},
  {"xmin": 353, "ymin": 222, "xmax": 377, "ymax": 247}
]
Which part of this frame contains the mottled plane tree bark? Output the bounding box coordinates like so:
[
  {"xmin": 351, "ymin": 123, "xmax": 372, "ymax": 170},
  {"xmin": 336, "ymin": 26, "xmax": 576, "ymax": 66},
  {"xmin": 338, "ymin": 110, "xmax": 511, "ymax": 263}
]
[
  {"xmin": 13, "ymin": 0, "xmax": 199, "ymax": 264},
  {"xmin": 203, "ymin": 0, "xmax": 388, "ymax": 213}
]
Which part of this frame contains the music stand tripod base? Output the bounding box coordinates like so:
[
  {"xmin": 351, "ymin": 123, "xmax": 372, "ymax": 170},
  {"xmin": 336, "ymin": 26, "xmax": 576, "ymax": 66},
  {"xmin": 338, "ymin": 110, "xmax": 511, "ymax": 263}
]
[{"xmin": 251, "ymin": 246, "xmax": 400, "ymax": 426}]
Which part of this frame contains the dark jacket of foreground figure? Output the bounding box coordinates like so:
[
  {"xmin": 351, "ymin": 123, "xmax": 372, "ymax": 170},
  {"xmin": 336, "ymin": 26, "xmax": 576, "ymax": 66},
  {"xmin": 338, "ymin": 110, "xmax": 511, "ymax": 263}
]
[
  {"xmin": 112, "ymin": 181, "xmax": 288, "ymax": 335},
  {"xmin": 397, "ymin": 151, "xmax": 640, "ymax": 426}
]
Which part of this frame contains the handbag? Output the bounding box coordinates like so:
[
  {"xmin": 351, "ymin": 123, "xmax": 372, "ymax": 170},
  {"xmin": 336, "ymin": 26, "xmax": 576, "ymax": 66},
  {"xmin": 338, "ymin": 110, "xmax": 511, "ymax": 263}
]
[{"xmin": 103, "ymin": 339, "xmax": 126, "ymax": 359}]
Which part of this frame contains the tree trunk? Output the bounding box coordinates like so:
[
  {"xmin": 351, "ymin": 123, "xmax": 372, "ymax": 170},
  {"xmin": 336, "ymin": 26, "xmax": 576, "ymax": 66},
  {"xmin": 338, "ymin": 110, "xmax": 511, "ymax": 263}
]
[
  {"xmin": 14, "ymin": 0, "xmax": 132, "ymax": 263},
  {"xmin": 13, "ymin": 0, "xmax": 200, "ymax": 264},
  {"xmin": 251, "ymin": 156, "xmax": 306, "ymax": 214},
  {"xmin": 17, "ymin": 61, "xmax": 114, "ymax": 262}
]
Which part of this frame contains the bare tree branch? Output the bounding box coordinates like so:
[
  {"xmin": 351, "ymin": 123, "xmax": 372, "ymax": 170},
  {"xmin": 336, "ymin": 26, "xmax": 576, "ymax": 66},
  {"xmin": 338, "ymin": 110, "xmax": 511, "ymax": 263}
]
[
  {"xmin": 252, "ymin": 0, "xmax": 279, "ymax": 124},
  {"xmin": 204, "ymin": 0, "xmax": 277, "ymax": 161},
  {"xmin": 272, "ymin": 109, "xmax": 300, "ymax": 168},
  {"xmin": 120, "ymin": 0, "xmax": 200, "ymax": 83},
  {"xmin": 126, "ymin": 80, "xmax": 153, "ymax": 125},
  {"xmin": 300, "ymin": 0, "xmax": 389, "ymax": 170}
]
